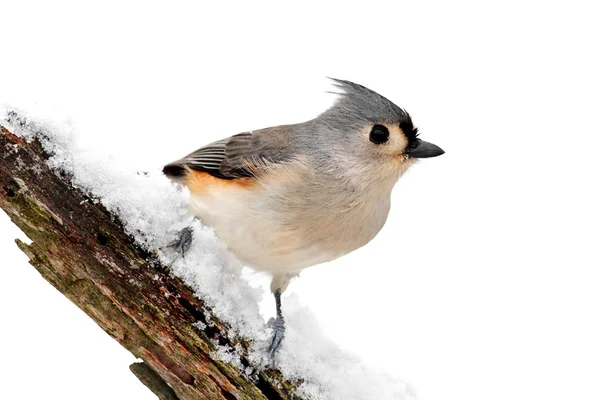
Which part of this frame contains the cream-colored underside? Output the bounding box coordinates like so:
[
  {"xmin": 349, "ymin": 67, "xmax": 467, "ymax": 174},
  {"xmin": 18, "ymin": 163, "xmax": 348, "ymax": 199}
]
[
  {"xmin": 187, "ymin": 157, "xmax": 414, "ymax": 275},
  {"xmin": 188, "ymin": 181, "xmax": 341, "ymax": 274}
]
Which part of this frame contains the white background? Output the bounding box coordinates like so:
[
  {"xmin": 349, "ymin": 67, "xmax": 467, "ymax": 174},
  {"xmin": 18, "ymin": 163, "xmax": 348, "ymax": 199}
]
[{"xmin": 1, "ymin": 1, "xmax": 599, "ymax": 399}]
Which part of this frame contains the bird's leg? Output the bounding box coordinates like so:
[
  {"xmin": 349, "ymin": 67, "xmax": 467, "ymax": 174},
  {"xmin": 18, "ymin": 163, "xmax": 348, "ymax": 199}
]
[{"xmin": 267, "ymin": 290, "xmax": 286, "ymax": 359}]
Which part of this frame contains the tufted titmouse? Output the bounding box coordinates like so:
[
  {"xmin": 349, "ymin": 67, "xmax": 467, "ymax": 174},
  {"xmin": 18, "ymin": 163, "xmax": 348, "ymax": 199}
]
[{"xmin": 163, "ymin": 79, "xmax": 444, "ymax": 358}]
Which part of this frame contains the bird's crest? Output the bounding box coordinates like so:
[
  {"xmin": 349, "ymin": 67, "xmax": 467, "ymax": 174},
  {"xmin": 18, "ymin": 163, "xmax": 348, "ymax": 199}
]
[{"xmin": 323, "ymin": 78, "xmax": 419, "ymax": 142}]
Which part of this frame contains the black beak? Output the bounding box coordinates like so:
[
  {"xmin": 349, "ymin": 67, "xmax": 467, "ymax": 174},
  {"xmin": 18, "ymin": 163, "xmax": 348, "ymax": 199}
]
[{"xmin": 404, "ymin": 139, "xmax": 445, "ymax": 158}]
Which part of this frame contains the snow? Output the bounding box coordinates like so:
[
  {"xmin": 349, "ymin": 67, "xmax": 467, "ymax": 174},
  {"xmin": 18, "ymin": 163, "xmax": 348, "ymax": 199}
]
[{"xmin": 1, "ymin": 107, "xmax": 413, "ymax": 400}]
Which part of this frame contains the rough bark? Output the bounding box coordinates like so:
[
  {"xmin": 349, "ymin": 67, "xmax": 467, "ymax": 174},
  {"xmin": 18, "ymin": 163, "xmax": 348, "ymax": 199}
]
[{"xmin": 0, "ymin": 125, "xmax": 301, "ymax": 400}]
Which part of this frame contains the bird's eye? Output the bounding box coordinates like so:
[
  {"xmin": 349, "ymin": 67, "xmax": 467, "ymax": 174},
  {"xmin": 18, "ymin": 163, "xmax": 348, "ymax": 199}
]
[{"xmin": 369, "ymin": 125, "xmax": 389, "ymax": 145}]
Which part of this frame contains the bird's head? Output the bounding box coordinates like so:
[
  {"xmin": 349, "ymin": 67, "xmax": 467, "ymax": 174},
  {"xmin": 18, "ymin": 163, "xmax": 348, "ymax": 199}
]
[{"xmin": 313, "ymin": 78, "xmax": 444, "ymax": 187}]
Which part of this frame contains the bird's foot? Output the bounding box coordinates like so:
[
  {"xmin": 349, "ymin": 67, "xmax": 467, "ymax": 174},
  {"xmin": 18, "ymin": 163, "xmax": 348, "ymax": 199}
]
[
  {"xmin": 266, "ymin": 315, "xmax": 286, "ymax": 359},
  {"xmin": 163, "ymin": 227, "xmax": 193, "ymax": 264},
  {"xmin": 253, "ymin": 315, "xmax": 286, "ymax": 374}
]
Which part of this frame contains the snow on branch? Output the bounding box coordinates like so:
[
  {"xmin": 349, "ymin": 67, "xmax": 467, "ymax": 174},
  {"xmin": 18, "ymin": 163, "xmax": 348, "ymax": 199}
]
[{"xmin": 0, "ymin": 109, "xmax": 412, "ymax": 400}]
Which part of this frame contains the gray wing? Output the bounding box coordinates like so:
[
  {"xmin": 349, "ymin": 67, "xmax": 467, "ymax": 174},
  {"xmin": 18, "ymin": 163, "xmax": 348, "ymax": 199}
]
[{"xmin": 163, "ymin": 126, "xmax": 295, "ymax": 181}]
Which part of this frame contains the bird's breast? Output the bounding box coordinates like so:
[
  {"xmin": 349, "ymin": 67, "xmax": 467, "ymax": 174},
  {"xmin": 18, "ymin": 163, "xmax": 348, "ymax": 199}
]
[{"xmin": 184, "ymin": 168, "xmax": 392, "ymax": 273}]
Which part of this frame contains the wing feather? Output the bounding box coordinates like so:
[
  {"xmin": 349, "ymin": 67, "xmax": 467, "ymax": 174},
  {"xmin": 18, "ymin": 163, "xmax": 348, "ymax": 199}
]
[{"xmin": 163, "ymin": 127, "xmax": 296, "ymax": 181}]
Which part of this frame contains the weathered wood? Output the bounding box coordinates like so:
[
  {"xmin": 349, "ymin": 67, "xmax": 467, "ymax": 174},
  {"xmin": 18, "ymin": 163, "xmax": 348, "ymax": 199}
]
[
  {"xmin": 130, "ymin": 362, "xmax": 180, "ymax": 400},
  {"xmin": 0, "ymin": 124, "xmax": 300, "ymax": 400}
]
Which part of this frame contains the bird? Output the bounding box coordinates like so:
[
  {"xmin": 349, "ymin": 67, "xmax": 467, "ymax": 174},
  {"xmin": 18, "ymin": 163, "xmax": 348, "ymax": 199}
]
[{"xmin": 163, "ymin": 78, "xmax": 444, "ymax": 360}]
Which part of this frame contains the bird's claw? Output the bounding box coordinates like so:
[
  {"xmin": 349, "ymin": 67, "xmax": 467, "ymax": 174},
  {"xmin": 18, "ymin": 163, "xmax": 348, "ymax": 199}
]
[
  {"xmin": 162, "ymin": 227, "xmax": 193, "ymax": 265},
  {"xmin": 253, "ymin": 315, "xmax": 286, "ymax": 375},
  {"xmin": 266, "ymin": 315, "xmax": 285, "ymax": 360}
]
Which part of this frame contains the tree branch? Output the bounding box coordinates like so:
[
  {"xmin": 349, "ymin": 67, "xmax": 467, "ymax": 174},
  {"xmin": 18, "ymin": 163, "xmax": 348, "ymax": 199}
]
[{"xmin": 0, "ymin": 125, "xmax": 300, "ymax": 399}]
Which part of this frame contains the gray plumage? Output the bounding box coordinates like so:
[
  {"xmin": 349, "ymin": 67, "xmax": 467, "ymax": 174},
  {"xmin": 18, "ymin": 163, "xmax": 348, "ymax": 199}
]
[
  {"xmin": 163, "ymin": 78, "xmax": 418, "ymax": 182},
  {"xmin": 321, "ymin": 78, "xmax": 414, "ymax": 128}
]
